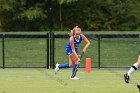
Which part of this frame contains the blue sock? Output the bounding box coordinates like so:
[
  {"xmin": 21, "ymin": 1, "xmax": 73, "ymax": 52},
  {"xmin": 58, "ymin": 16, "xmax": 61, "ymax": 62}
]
[
  {"xmin": 71, "ymin": 64, "xmax": 78, "ymax": 77},
  {"xmin": 58, "ymin": 63, "xmax": 70, "ymax": 68}
]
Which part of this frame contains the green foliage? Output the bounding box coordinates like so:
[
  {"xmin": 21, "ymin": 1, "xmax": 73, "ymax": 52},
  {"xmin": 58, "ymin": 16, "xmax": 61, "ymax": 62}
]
[
  {"xmin": 58, "ymin": 0, "xmax": 78, "ymax": 4},
  {"xmin": 0, "ymin": 0, "xmax": 16, "ymax": 11},
  {"xmin": 0, "ymin": 0, "xmax": 48, "ymax": 31},
  {"xmin": 19, "ymin": 7, "xmax": 47, "ymax": 21},
  {"xmin": 0, "ymin": 0, "xmax": 140, "ymax": 31},
  {"xmin": 63, "ymin": 0, "xmax": 140, "ymax": 31}
]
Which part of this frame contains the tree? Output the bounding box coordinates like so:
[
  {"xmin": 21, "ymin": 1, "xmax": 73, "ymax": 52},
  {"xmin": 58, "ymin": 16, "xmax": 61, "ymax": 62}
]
[
  {"xmin": 0, "ymin": 0, "xmax": 48, "ymax": 31},
  {"xmin": 1, "ymin": 0, "xmax": 140, "ymax": 31},
  {"xmin": 57, "ymin": 0, "xmax": 78, "ymax": 31},
  {"xmin": 0, "ymin": 0, "xmax": 17, "ymax": 31},
  {"xmin": 59, "ymin": 0, "xmax": 140, "ymax": 31}
]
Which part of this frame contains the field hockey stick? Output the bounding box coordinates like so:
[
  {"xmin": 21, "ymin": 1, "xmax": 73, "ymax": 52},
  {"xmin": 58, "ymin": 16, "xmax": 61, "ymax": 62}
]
[
  {"xmin": 79, "ymin": 52, "xmax": 84, "ymax": 62},
  {"xmin": 72, "ymin": 52, "xmax": 85, "ymax": 77}
]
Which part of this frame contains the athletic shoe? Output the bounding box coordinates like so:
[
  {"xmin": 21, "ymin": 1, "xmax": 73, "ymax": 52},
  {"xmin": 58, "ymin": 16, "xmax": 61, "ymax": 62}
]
[
  {"xmin": 124, "ymin": 73, "xmax": 130, "ymax": 83},
  {"xmin": 137, "ymin": 84, "xmax": 140, "ymax": 92},
  {"xmin": 54, "ymin": 64, "xmax": 60, "ymax": 74},
  {"xmin": 70, "ymin": 76, "xmax": 80, "ymax": 80}
]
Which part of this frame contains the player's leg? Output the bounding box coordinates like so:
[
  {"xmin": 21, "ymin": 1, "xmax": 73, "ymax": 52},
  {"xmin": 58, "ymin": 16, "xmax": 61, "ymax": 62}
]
[
  {"xmin": 69, "ymin": 57, "xmax": 74, "ymax": 67},
  {"xmin": 137, "ymin": 83, "xmax": 140, "ymax": 92},
  {"xmin": 57, "ymin": 63, "xmax": 70, "ymax": 69},
  {"xmin": 55, "ymin": 57, "xmax": 74, "ymax": 69},
  {"xmin": 54, "ymin": 62, "xmax": 70, "ymax": 74},
  {"xmin": 124, "ymin": 54, "xmax": 140, "ymax": 83},
  {"xmin": 55, "ymin": 61, "xmax": 71, "ymax": 74},
  {"xmin": 127, "ymin": 55, "xmax": 140, "ymax": 76},
  {"xmin": 69, "ymin": 53, "xmax": 80, "ymax": 80},
  {"xmin": 54, "ymin": 49, "xmax": 72, "ymax": 74}
]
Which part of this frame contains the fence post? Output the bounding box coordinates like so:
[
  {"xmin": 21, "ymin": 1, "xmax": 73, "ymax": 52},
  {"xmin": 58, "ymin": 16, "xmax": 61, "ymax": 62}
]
[
  {"xmin": 52, "ymin": 32, "xmax": 55, "ymax": 69},
  {"xmin": 2, "ymin": 34, "xmax": 5, "ymax": 69},
  {"xmin": 98, "ymin": 37, "xmax": 100, "ymax": 69},
  {"xmin": 50, "ymin": 32, "xmax": 55, "ymax": 69},
  {"xmin": 46, "ymin": 33, "xmax": 49, "ymax": 69}
]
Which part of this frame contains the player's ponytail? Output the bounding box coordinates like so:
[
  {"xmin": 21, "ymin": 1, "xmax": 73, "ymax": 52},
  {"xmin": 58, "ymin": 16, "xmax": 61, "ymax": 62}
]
[{"xmin": 69, "ymin": 30, "xmax": 74, "ymax": 36}]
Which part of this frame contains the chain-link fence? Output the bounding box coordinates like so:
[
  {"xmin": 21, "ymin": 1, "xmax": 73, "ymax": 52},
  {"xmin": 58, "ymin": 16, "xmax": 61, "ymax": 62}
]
[{"xmin": 0, "ymin": 33, "xmax": 140, "ymax": 69}]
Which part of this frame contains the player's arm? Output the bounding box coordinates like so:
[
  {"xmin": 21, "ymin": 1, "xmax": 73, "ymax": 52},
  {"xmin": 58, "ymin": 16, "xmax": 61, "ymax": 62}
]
[
  {"xmin": 69, "ymin": 37, "xmax": 78, "ymax": 57},
  {"xmin": 81, "ymin": 34, "xmax": 90, "ymax": 53}
]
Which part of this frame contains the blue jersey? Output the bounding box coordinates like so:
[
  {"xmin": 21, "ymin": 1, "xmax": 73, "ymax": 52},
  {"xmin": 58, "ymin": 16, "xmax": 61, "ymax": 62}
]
[{"xmin": 65, "ymin": 34, "xmax": 82, "ymax": 56}]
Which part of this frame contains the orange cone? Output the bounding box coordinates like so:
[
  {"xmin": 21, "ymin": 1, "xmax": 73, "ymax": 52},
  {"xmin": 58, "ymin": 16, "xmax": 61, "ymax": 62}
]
[{"xmin": 86, "ymin": 58, "xmax": 91, "ymax": 73}]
